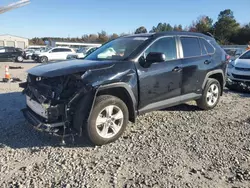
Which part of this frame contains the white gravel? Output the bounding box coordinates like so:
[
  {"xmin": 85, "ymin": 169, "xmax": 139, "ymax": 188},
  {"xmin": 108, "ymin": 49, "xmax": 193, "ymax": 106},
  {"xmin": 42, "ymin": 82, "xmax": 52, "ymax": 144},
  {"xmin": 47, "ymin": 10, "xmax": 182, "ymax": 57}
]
[{"xmin": 1, "ymin": 61, "xmax": 250, "ymax": 188}]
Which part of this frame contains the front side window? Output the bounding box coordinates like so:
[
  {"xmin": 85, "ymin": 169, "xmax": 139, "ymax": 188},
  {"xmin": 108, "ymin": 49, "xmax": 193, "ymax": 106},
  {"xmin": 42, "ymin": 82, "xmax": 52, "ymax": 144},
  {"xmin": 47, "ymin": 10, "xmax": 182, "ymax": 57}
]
[
  {"xmin": 239, "ymin": 51, "xmax": 250, "ymax": 59},
  {"xmin": 51, "ymin": 48, "xmax": 61, "ymax": 53},
  {"xmin": 181, "ymin": 37, "xmax": 201, "ymax": 58},
  {"xmin": 144, "ymin": 37, "xmax": 177, "ymax": 61},
  {"xmin": 85, "ymin": 37, "xmax": 148, "ymax": 61}
]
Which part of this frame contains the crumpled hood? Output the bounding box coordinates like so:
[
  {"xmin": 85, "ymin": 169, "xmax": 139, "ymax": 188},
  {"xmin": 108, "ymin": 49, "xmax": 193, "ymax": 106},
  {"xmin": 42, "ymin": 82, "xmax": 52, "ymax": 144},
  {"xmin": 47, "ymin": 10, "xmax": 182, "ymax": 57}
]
[
  {"xmin": 233, "ymin": 58, "xmax": 250, "ymax": 68},
  {"xmin": 27, "ymin": 59, "xmax": 115, "ymax": 77}
]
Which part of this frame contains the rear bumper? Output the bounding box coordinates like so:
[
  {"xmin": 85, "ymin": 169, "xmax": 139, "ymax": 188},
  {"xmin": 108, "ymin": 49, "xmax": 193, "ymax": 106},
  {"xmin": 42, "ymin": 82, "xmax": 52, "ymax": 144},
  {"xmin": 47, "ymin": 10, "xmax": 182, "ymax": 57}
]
[{"xmin": 22, "ymin": 108, "xmax": 65, "ymax": 135}]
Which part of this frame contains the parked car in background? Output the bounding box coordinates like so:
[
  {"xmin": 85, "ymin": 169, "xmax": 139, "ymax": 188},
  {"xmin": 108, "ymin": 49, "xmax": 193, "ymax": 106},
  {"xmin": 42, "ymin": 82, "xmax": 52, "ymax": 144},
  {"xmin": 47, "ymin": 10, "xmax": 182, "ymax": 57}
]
[
  {"xmin": 75, "ymin": 47, "xmax": 98, "ymax": 58},
  {"xmin": 24, "ymin": 49, "xmax": 35, "ymax": 59},
  {"xmin": 32, "ymin": 47, "xmax": 75, "ymax": 63},
  {"xmin": 0, "ymin": 46, "xmax": 24, "ymax": 62},
  {"xmin": 224, "ymin": 48, "xmax": 245, "ymax": 61},
  {"xmin": 67, "ymin": 47, "xmax": 98, "ymax": 60},
  {"xmin": 20, "ymin": 32, "xmax": 227, "ymax": 146},
  {"xmin": 226, "ymin": 50, "xmax": 250, "ymax": 90}
]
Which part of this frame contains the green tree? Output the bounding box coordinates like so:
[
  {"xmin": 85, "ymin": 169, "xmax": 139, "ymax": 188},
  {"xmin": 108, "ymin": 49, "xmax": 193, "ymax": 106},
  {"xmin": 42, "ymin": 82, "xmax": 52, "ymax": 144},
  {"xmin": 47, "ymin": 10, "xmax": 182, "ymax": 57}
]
[
  {"xmin": 150, "ymin": 23, "xmax": 173, "ymax": 32},
  {"xmin": 173, "ymin": 24, "xmax": 183, "ymax": 31},
  {"xmin": 188, "ymin": 16, "xmax": 213, "ymax": 33},
  {"xmin": 97, "ymin": 31, "xmax": 109, "ymax": 43},
  {"xmin": 135, "ymin": 26, "xmax": 147, "ymax": 34},
  {"xmin": 214, "ymin": 9, "xmax": 240, "ymax": 44},
  {"xmin": 110, "ymin": 33, "xmax": 119, "ymax": 40},
  {"xmin": 196, "ymin": 16, "xmax": 213, "ymax": 33},
  {"xmin": 231, "ymin": 23, "xmax": 250, "ymax": 45}
]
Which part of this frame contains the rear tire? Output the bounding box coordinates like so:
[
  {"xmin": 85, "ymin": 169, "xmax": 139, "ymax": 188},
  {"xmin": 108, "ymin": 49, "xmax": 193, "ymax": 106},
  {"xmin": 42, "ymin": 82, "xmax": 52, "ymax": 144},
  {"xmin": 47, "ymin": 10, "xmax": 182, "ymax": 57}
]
[
  {"xmin": 78, "ymin": 95, "xmax": 129, "ymax": 146},
  {"xmin": 16, "ymin": 56, "xmax": 23, "ymax": 62},
  {"xmin": 196, "ymin": 78, "xmax": 221, "ymax": 110}
]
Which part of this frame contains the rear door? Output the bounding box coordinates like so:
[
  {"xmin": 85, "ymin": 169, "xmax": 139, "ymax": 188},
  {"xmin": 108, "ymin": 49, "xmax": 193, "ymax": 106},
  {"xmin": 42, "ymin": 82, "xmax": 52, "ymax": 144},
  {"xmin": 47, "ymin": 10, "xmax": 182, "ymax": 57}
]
[
  {"xmin": 61, "ymin": 48, "xmax": 74, "ymax": 59},
  {"xmin": 179, "ymin": 36, "xmax": 212, "ymax": 95}
]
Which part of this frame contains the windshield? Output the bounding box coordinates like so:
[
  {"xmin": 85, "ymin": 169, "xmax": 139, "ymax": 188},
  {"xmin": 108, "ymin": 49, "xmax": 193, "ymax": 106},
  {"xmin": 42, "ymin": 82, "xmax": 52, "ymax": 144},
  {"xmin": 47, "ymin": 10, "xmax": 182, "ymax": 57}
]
[
  {"xmin": 239, "ymin": 51, "xmax": 250, "ymax": 59},
  {"xmin": 43, "ymin": 47, "xmax": 52, "ymax": 52},
  {"xmin": 85, "ymin": 37, "xmax": 148, "ymax": 61}
]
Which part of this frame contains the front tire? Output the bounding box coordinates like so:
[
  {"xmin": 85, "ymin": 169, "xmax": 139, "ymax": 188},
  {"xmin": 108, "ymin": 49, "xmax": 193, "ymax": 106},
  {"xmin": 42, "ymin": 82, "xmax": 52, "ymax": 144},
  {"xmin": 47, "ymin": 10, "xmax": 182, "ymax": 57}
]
[
  {"xmin": 196, "ymin": 78, "xmax": 221, "ymax": 110},
  {"xmin": 39, "ymin": 56, "xmax": 48, "ymax": 63},
  {"xmin": 84, "ymin": 95, "xmax": 129, "ymax": 146}
]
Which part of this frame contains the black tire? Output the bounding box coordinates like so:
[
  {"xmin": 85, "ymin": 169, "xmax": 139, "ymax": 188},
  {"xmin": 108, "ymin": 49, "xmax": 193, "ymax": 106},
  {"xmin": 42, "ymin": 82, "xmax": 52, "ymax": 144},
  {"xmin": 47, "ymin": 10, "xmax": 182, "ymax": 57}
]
[
  {"xmin": 39, "ymin": 56, "xmax": 48, "ymax": 63},
  {"xmin": 77, "ymin": 95, "xmax": 129, "ymax": 146},
  {"xmin": 16, "ymin": 55, "xmax": 23, "ymax": 62},
  {"xmin": 196, "ymin": 78, "xmax": 221, "ymax": 110}
]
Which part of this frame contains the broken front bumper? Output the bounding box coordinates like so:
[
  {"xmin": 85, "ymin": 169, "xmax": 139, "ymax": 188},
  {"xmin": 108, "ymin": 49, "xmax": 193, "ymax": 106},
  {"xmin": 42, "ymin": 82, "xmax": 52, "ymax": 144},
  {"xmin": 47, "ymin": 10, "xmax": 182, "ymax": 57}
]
[{"xmin": 22, "ymin": 108, "xmax": 65, "ymax": 135}]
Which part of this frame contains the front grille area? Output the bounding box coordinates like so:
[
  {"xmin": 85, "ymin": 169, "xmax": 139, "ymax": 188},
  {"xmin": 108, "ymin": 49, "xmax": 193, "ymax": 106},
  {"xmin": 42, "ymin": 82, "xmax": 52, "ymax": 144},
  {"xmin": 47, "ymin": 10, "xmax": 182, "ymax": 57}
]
[
  {"xmin": 235, "ymin": 67, "xmax": 250, "ymax": 71},
  {"xmin": 232, "ymin": 74, "xmax": 250, "ymax": 80}
]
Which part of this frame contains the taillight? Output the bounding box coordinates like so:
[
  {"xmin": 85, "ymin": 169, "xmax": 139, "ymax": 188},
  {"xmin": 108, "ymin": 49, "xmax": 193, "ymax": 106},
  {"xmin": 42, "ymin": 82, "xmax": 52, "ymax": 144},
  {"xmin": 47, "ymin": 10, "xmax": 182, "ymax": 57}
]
[{"xmin": 225, "ymin": 55, "xmax": 230, "ymax": 63}]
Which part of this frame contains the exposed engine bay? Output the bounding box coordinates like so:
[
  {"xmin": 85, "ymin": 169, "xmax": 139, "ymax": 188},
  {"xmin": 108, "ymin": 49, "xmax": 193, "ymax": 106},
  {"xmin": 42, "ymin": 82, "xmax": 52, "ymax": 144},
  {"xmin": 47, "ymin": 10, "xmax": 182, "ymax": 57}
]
[{"xmin": 20, "ymin": 73, "xmax": 95, "ymax": 139}]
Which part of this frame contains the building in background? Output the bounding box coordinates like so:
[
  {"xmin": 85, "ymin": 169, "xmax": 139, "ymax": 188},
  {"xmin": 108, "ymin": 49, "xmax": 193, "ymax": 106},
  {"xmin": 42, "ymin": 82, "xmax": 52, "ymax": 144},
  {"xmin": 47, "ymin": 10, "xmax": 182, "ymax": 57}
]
[{"xmin": 0, "ymin": 34, "xmax": 29, "ymax": 49}]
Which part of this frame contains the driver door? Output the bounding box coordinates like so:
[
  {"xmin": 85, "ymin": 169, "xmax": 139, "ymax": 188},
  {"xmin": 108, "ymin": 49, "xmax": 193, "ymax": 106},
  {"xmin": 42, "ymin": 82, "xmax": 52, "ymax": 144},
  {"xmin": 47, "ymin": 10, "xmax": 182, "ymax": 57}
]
[{"xmin": 136, "ymin": 36, "xmax": 183, "ymax": 112}]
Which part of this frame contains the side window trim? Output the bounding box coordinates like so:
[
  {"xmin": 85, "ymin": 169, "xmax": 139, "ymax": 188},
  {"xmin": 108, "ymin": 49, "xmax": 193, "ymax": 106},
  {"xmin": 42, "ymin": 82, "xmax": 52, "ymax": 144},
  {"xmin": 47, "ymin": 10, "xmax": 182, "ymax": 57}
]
[
  {"xmin": 137, "ymin": 36, "xmax": 179, "ymax": 62},
  {"xmin": 200, "ymin": 37, "xmax": 216, "ymax": 55},
  {"xmin": 199, "ymin": 37, "xmax": 208, "ymax": 55}
]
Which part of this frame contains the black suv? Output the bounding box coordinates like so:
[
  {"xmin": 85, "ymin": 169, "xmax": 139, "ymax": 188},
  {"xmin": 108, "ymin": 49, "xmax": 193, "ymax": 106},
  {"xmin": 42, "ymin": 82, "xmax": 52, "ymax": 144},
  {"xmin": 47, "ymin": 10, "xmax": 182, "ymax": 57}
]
[
  {"xmin": 0, "ymin": 47, "xmax": 24, "ymax": 62},
  {"xmin": 20, "ymin": 32, "xmax": 227, "ymax": 146}
]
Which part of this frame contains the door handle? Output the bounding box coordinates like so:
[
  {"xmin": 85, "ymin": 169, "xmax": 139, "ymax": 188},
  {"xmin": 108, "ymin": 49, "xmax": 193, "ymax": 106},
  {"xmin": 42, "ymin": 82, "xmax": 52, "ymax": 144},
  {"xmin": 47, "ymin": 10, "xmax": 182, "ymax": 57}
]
[
  {"xmin": 204, "ymin": 60, "xmax": 211, "ymax": 65},
  {"xmin": 172, "ymin": 66, "xmax": 182, "ymax": 72}
]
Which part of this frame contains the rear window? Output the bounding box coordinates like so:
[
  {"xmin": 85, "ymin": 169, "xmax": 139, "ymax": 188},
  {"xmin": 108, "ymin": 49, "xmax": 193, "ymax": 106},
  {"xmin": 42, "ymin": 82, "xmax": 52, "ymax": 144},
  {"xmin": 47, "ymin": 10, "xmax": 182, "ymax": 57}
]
[
  {"xmin": 201, "ymin": 38, "xmax": 215, "ymax": 54},
  {"xmin": 181, "ymin": 37, "xmax": 201, "ymax": 58}
]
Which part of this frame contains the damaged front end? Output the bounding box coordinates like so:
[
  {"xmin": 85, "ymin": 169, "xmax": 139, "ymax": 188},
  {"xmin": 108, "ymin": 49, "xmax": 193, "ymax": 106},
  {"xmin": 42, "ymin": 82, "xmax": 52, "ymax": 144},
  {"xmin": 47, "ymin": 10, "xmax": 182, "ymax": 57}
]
[{"xmin": 20, "ymin": 73, "xmax": 96, "ymax": 138}]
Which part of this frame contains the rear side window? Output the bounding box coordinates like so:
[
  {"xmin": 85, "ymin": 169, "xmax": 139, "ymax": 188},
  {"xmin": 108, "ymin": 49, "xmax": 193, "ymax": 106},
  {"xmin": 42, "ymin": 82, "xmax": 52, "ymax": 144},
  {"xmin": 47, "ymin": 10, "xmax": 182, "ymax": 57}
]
[
  {"xmin": 200, "ymin": 38, "xmax": 215, "ymax": 54},
  {"xmin": 63, "ymin": 49, "xmax": 72, "ymax": 52},
  {"xmin": 181, "ymin": 37, "xmax": 201, "ymax": 58},
  {"xmin": 6, "ymin": 48, "xmax": 15, "ymax": 52},
  {"xmin": 145, "ymin": 37, "xmax": 177, "ymax": 61}
]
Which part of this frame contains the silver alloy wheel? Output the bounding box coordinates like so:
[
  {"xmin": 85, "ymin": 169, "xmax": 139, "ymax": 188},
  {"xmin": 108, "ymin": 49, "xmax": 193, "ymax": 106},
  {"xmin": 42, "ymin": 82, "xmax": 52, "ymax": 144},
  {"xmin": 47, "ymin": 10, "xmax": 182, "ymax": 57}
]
[
  {"xmin": 95, "ymin": 105, "xmax": 124, "ymax": 139},
  {"xmin": 17, "ymin": 56, "xmax": 23, "ymax": 62},
  {"xmin": 41, "ymin": 57, "xmax": 46, "ymax": 63},
  {"xmin": 206, "ymin": 84, "xmax": 219, "ymax": 106}
]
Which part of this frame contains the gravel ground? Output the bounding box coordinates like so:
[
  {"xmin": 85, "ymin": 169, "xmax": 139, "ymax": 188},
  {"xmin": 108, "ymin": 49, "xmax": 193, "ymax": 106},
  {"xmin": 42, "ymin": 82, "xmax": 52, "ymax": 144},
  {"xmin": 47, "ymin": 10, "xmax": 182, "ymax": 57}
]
[{"xmin": 1, "ymin": 61, "xmax": 250, "ymax": 188}]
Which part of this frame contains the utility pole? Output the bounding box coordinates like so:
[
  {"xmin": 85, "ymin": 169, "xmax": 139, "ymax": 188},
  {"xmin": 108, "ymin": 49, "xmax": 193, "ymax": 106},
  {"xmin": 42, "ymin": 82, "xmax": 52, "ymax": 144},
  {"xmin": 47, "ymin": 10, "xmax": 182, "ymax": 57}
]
[{"xmin": 0, "ymin": 0, "xmax": 30, "ymax": 14}]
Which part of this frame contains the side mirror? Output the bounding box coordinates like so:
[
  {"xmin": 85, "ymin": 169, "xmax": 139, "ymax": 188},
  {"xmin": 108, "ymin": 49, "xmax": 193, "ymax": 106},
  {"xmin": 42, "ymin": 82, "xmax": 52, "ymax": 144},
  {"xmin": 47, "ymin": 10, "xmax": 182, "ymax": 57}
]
[
  {"xmin": 146, "ymin": 52, "xmax": 166, "ymax": 63},
  {"xmin": 139, "ymin": 52, "xmax": 166, "ymax": 68}
]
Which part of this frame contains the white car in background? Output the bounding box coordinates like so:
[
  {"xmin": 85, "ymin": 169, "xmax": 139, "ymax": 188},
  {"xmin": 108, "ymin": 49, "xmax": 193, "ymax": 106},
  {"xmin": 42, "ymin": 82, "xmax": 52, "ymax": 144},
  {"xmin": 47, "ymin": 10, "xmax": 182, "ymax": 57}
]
[
  {"xmin": 226, "ymin": 50, "xmax": 250, "ymax": 90},
  {"xmin": 75, "ymin": 47, "xmax": 98, "ymax": 58},
  {"xmin": 32, "ymin": 47, "xmax": 75, "ymax": 63}
]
